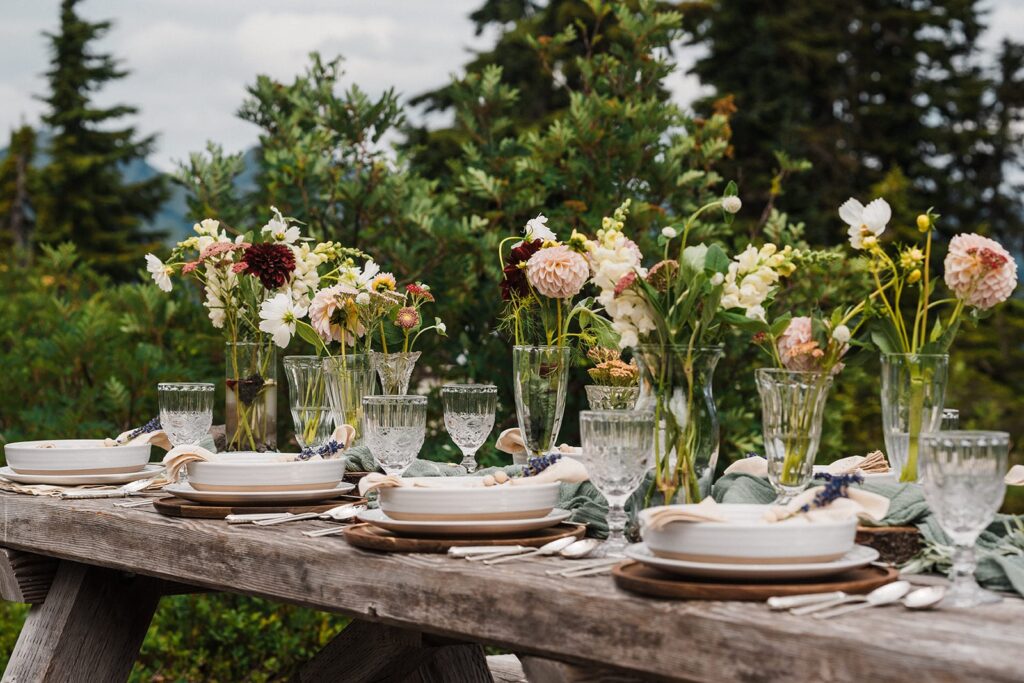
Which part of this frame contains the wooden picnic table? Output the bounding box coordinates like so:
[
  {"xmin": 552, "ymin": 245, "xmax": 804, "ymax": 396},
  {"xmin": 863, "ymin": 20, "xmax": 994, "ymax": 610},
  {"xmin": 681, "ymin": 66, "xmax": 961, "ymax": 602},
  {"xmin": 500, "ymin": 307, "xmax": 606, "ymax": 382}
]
[{"xmin": 0, "ymin": 491, "xmax": 1021, "ymax": 682}]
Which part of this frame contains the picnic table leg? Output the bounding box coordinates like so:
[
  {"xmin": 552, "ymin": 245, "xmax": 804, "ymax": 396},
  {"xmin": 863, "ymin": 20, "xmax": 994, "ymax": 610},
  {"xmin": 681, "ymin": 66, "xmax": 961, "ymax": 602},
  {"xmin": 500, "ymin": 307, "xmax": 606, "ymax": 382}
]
[
  {"xmin": 5, "ymin": 560, "xmax": 162, "ymax": 683},
  {"xmin": 291, "ymin": 619, "xmax": 491, "ymax": 683}
]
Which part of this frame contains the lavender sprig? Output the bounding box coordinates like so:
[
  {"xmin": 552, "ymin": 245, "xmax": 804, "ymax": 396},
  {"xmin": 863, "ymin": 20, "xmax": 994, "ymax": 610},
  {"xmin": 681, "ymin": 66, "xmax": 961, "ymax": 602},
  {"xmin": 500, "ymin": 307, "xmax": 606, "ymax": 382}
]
[
  {"xmin": 298, "ymin": 439, "xmax": 345, "ymax": 461},
  {"xmin": 122, "ymin": 417, "xmax": 161, "ymax": 442},
  {"xmin": 519, "ymin": 453, "xmax": 562, "ymax": 477},
  {"xmin": 800, "ymin": 473, "xmax": 864, "ymax": 513}
]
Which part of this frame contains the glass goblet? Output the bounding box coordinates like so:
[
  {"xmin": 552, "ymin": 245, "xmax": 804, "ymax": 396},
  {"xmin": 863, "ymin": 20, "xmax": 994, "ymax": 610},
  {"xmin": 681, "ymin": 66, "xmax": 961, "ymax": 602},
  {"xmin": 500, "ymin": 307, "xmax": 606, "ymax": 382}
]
[
  {"xmin": 362, "ymin": 395, "xmax": 427, "ymax": 476},
  {"xmin": 579, "ymin": 410, "xmax": 654, "ymax": 556},
  {"xmin": 920, "ymin": 430, "xmax": 1009, "ymax": 608},
  {"xmin": 441, "ymin": 384, "xmax": 497, "ymax": 472},
  {"xmin": 158, "ymin": 383, "xmax": 215, "ymax": 447}
]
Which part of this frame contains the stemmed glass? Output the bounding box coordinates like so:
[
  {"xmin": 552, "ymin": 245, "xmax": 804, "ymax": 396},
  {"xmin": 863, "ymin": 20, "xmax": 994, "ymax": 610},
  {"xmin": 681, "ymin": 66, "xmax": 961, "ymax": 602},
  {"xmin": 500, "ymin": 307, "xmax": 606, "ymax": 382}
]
[
  {"xmin": 441, "ymin": 384, "xmax": 497, "ymax": 472},
  {"xmin": 158, "ymin": 383, "xmax": 215, "ymax": 447},
  {"xmin": 579, "ymin": 410, "xmax": 654, "ymax": 556},
  {"xmin": 362, "ymin": 395, "xmax": 427, "ymax": 476},
  {"xmin": 920, "ymin": 430, "xmax": 1009, "ymax": 608}
]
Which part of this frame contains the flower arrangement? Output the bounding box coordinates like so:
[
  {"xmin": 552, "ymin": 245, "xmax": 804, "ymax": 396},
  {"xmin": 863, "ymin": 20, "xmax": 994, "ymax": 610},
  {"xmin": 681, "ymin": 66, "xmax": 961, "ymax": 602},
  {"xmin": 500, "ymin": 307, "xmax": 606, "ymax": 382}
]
[{"xmin": 586, "ymin": 347, "xmax": 639, "ymax": 387}]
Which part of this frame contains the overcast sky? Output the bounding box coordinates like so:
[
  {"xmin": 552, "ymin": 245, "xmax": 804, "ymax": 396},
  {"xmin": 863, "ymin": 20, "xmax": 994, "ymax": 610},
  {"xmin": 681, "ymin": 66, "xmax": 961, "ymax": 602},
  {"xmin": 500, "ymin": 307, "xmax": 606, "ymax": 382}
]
[{"xmin": 1, "ymin": 1, "xmax": 1022, "ymax": 172}]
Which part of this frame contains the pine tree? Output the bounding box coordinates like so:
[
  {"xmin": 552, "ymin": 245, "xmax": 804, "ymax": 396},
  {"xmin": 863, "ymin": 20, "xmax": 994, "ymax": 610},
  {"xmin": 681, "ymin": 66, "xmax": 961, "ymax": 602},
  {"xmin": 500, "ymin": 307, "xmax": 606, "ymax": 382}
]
[
  {"xmin": 35, "ymin": 0, "xmax": 166, "ymax": 278},
  {"xmin": 0, "ymin": 125, "xmax": 37, "ymax": 258}
]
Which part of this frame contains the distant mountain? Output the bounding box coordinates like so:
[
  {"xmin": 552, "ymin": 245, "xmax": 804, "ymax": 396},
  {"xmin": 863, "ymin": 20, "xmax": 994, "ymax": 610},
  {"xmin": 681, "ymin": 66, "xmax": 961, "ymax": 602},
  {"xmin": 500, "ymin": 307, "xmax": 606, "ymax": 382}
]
[{"xmin": 0, "ymin": 130, "xmax": 259, "ymax": 244}]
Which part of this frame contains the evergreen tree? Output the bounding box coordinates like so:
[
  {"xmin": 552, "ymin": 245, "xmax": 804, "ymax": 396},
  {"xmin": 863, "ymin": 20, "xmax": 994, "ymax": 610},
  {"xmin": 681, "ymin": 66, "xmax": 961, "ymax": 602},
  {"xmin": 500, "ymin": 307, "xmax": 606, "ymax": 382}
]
[
  {"xmin": 0, "ymin": 125, "xmax": 37, "ymax": 258},
  {"xmin": 35, "ymin": 0, "xmax": 166, "ymax": 278}
]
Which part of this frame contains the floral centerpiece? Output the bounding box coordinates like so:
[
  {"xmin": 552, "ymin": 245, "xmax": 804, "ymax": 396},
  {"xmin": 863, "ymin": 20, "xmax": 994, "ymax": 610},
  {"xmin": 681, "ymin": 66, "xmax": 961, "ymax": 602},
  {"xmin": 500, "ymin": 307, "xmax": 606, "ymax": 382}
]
[
  {"xmin": 839, "ymin": 197, "xmax": 1018, "ymax": 480},
  {"xmin": 584, "ymin": 347, "xmax": 640, "ymax": 410},
  {"xmin": 145, "ymin": 208, "xmax": 362, "ymax": 451},
  {"xmin": 498, "ymin": 214, "xmax": 611, "ymax": 462},
  {"xmin": 370, "ymin": 282, "xmax": 446, "ymax": 394}
]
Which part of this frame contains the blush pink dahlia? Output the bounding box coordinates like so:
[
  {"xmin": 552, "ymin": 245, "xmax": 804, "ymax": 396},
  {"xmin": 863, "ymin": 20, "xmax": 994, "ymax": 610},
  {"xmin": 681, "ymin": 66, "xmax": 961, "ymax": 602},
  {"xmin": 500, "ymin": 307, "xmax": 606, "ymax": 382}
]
[
  {"xmin": 944, "ymin": 233, "xmax": 1017, "ymax": 310},
  {"xmin": 525, "ymin": 245, "xmax": 590, "ymax": 299},
  {"xmin": 777, "ymin": 317, "xmax": 824, "ymax": 372}
]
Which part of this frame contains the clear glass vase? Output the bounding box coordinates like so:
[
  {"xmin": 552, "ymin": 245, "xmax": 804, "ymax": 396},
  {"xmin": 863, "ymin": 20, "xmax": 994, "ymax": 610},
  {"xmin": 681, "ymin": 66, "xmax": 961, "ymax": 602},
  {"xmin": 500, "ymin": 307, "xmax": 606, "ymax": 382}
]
[
  {"xmin": 323, "ymin": 354, "xmax": 377, "ymax": 447},
  {"xmin": 880, "ymin": 353, "xmax": 949, "ymax": 482},
  {"xmin": 370, "ymin": 351, "xmax": 421, "ymax": 395},
  {"xmin": 755, "ymin": 369, "xmax": 834, "ymax": 503},
  {"xmin": 225, "ymin": 341, "xmax": 277, "ymax": 452},
  {"xmin": 283, "ymin": 356, "xmax": 334, "ymax": 449},
  {"xmin": 585, "ymin": 385, "xmax": 640, "ymax": 410},
  {"xmin": 633, "ymin": 345, "xmax": 723, "ymax": 504},
  {"xmin": 512, "ymin": 345, "xmax": 571, "ymax": 465}
]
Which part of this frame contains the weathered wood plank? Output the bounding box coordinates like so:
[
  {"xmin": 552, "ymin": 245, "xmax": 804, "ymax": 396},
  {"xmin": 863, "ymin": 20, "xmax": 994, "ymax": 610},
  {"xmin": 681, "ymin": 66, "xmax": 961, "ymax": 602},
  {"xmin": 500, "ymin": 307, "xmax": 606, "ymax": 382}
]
[
  {"xmin": 520, "ymin": 657, "xmax": 652, "ymax": 683},
  {"xmin": 487, "ymin": 655, "xmax": 526, "ymax": 683},
  {"xmin": 4, "ymin": 560, "xmax": 161, "ymax": 682},
  {"xmin": 0, "ymin": 493, "xmax": 1020, "ymax": 682},
  {"xmin": 0, "ymin": 548, "xmax": 58, "ymax": 604}
]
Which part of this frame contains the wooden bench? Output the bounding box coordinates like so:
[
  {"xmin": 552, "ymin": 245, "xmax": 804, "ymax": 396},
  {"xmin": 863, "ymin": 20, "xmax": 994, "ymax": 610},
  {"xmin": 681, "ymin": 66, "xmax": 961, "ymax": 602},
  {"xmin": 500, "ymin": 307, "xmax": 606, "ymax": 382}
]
[{"xmin": 0, "ymin": 492, "xmax": 1021, "ymax": 682}]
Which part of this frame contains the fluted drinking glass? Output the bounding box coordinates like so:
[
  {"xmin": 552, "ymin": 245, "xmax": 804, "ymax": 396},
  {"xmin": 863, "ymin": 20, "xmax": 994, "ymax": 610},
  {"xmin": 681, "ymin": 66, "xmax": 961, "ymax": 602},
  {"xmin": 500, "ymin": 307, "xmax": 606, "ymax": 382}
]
[
  {"xmin": 580, "ymin": 410, "xmax": 654, "ymax": 556},
  {"xmin": 920, "ymin": 430, "xmax": 1008, "ymax": 608},
  {"xmin": 362, "ymin": 395, "xmax": 427, "ymax": 476},
  {"xmin": 158, "ymin": 382, "xmax": 214, "ymax": 447},
  {"xmin": 441, "ymin": 384, "xmax": 497, "ymax": 473}
]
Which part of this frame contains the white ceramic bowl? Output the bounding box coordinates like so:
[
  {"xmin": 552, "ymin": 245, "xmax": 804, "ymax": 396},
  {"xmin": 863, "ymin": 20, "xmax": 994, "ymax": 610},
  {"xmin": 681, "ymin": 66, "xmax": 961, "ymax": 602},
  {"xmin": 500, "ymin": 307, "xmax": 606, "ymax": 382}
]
[
  {"xmin": 639, "ymin": 503, "xmax": 857, "ymax": 564},
  {"xmin": 186, "ymin": 453, "xmax": 346, "ymax": 492},
  {"xmin": 378, "ymin": 478, "xmax": 561, "ymax": 521},
  {"xmin": 4, "ymin": 439, "xmax": 151, "ymax": 475}
]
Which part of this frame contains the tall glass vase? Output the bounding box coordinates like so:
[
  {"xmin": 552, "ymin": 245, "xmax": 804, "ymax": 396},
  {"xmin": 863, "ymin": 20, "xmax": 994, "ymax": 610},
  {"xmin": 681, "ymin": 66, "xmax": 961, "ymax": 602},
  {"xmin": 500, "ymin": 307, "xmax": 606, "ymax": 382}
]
[
  {"xmin": 755, "ymin": 369, "xmax": 833, "ymax": 503},
  {"xmin": 323, "ymin": 354, "xmax": 377, "ymax": 447},
  {"xmin": 283, "ymin": 356, "xmax": 334, "ymax": 449},
  {"xmin": 634, "ymin": 345, "xmax": 723, "ymax": 504},
  {"xmin": 370, "ymin": 351, "xmax": 421, "ymax": 395},
  {"xmin": 512, "ymin": 345, "xmax": 571, "ymax": 466},
  {"xmin": 225, "ymin": 341, "xmax": 277, "ymax": 452},
  {"xmin": 880, "ymin": 353, "xmax": 948, "ymax": 482}
]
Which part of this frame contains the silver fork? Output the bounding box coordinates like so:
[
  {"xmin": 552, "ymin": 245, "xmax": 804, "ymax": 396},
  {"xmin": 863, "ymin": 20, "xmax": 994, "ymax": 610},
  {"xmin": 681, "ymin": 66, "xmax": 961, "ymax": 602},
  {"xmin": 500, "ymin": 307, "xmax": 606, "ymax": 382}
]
[{"xmin": 63, "ymin": 476, "xmax": 161, "ymax": 500}]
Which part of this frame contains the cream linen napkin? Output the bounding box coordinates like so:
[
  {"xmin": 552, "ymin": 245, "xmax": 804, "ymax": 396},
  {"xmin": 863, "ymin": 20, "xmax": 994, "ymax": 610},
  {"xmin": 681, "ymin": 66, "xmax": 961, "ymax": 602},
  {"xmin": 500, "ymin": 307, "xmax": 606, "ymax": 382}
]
[
  {"xmin": 495, "ymin": 428, "xmax": 582, "ymax": 457},
  {"xmin": 722, "ymin": 451, "xmax": 890, "ymax": 478},
  {"xmin": 762, "ymin": 486, "xmax": 890, "ymax": 524},
  {"xmin": 0, "ymin": 479, "xmax": 165, "ymax": 498},
  {"xmin": 642, "ymin": 498, "xmax": 729, "ymax": 530},
  {"xmin": 1006, "ymin": 465, "xmax": 1024, "ymax": 486},
  {"xmin": 358, "ymin": 456, "xmax": 590, "ymax": 496}
]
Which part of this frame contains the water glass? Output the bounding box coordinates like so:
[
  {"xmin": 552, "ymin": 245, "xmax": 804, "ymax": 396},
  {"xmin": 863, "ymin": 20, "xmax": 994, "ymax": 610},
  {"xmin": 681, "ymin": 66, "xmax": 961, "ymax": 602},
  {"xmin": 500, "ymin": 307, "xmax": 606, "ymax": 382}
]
[
  {"xmin": 283, "ymin": 356, "xmax": 334, "ymax": 449},
  {"xmin": 920, "ymin": 430, "xmax": 1009, "ymax": 608},
  {"xmin": 158, "ymin": 383, "xmax": 214, "ymax": 447},
  {"xmin": 362, "ymin": 395, "xmax": 427, "ymax": 476},
  {"xmin": 942, "ymin": 408, "xmax": 960, "ymax": 430},
  {"xmin": 441, "ymin": 384, "xmax": 497, "ymax": 472},
  {"xmin": 579, "ymin": 410, "xmax": 654, "ymax": 556}
]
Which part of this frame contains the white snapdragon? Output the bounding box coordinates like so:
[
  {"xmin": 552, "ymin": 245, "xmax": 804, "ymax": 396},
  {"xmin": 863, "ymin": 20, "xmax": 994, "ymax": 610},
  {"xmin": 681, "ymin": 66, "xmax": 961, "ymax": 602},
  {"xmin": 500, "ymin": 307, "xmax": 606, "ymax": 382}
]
[
  {"xmin": 203, "ymin": 263, "xmax": 237, "ymax": 329},
  {"xmin": 586, "ymin": 228, "xmax": 644, "ymax": 294},
  {"xmin": 289, "ymin": 243, "xmax": 324, "ymax": 304},
  {"xmin": 719, "ymin": 244, "xmax": 791, "ymax": 319},
  {"xmin": 605, "ymin": 291, "xmax": 657, "ymax": 350}
]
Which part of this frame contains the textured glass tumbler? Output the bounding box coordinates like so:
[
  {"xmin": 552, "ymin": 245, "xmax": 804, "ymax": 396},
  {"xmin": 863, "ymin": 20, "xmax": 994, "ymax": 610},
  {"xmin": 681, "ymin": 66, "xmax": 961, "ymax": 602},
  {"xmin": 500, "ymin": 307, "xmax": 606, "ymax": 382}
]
[
  {"xmin": 441, "ymin": 384, "xmax": 497, "ymax": 473},
  {"xmin": 158, "ymin": 382, "xmax": 214, "ymax": 447},
  {"xmin": 362, "ymin": 395, "xmax": 427, "ymax": 476},
  {"xmin": 579, "ymin": 410, "xmax": 654, "ymax": 556},
  {"xmin": 920, "ymin": 430, "xmax": 1008, "ymax": 608},
  {"xmin": 755, "ymin": 369, "xmax": 833, "ymax": 504},
  {"xmin": 283, "ymin": 356, "xmax": 334, "ymax": 449},
  {"xmin": 370, "ymin": 351, "xmax": 421, "ymax": 395}
]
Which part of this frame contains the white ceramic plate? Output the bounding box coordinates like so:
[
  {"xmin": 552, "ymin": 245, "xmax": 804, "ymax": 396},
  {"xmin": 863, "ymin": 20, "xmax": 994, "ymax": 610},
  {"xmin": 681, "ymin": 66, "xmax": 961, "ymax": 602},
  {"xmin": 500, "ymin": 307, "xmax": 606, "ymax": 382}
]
[
  {"xmin": 164, "ymin": 481, "xmax": 355, "ymax": 505},
  {"xmin": 624, "ymin": 543, "xmax": 879, "ymax": 580},
  {"xmin": 186, "ymin": 453, "xmax": 346, "ymax": 492},
  {"xmin": 4, "ymin": 439, "xmax": 151, "ymax": 474},
  {"xmin": 0, "ymin": 464, "xmax": 164, "ymax": 486},
  {"xmin": 358, "ymin": 507, "xmax": 572, "ymax": 536},
  {"xmin": 377, "ymin": 477, "xmax": 561, "ymax": 521}
]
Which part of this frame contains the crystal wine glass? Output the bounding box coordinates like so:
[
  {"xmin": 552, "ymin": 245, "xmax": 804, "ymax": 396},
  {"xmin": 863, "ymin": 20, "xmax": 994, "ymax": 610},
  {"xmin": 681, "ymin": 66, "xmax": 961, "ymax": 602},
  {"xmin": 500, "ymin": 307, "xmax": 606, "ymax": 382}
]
[
  {"xmin": 362, "ymin": 395, "xmax": 427, "ymax": 476},
  {"xmin": 158, "ymin": 383, "xmax": 214, "ymax": 447},
  {"xmin": 920, "ymin": 430, "xmax": 1008, "ymax": 608},
  {"xmin": 579, "ymin": 410, "xmax": 654, "ymax": 556},
  {"xmin": 441, "ymin": 384, "xmax": 497, "ymax": 472}
]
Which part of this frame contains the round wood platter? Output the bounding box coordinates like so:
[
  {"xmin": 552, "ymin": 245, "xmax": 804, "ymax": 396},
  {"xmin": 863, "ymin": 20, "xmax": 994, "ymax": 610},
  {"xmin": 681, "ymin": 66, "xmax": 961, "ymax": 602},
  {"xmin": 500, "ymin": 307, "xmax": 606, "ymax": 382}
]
[
  {"xmin": 342, "ymin": 522, "xmax": 586, "ymax": 554},
  {"xmin": 153, "ymin": 494, "xmax": 367, "ymax": 520},
  {"xmin": 612, "ymin": 562, "xmax": 898, "ymax": 601},
  {"xmin": 856, "ymin": 525, "xmax": 922, "ymax": 566}
]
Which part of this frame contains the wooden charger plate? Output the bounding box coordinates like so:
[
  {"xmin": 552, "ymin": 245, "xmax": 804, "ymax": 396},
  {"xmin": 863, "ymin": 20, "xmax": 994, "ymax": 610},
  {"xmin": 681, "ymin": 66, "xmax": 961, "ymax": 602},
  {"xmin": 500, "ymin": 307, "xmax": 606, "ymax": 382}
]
[
  {"xmin": 343, "ymin": 522, "xmax": 586, "ymax": 554},
  {"xmin": 153, "ymin": 494, "xmax": 367, "ymax": 520},
  {"xmin": 612, "ymin": 562, "xmax": 898, "ymax": 601}
]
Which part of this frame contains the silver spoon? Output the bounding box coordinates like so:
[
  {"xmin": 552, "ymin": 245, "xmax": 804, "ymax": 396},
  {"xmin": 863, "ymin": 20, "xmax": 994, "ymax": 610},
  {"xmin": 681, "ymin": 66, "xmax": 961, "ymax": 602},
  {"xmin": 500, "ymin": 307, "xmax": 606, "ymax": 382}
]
[
  {"xmin": 902, "ymin": 586, "xmax": 946, "ymax": 610},
  {"xmin": 483, "ymin": 537, "xmax": 577, "ymax": 565},
  {"xmin": 791, "ymin": 581, "xmax": 910, "ymax": 616},
  {"xmin": 559, "ymin": 538, "xmax": 601, "ymax": 559},
  {"xmin": 812, "ymin": 581, "xmax": 912, "ymax": 619}
]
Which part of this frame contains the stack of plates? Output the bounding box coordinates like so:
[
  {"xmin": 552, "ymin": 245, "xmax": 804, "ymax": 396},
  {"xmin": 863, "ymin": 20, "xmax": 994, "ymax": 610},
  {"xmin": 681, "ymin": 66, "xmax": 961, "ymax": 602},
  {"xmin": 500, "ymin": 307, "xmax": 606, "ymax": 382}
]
[
  {"xmin": 2, "ymin": 439, "xmax": 160, "ymax": 485},
  {"xmin": 631, "ymin": 503, "xmax": 878, "ymax": 580},
  {"xmin": 360, "ymin": 478, "xmax": 568, "ymax": 536},
  {"xmin": 165, "ymin": 453, "xmax": 353, "ymax": 505}
]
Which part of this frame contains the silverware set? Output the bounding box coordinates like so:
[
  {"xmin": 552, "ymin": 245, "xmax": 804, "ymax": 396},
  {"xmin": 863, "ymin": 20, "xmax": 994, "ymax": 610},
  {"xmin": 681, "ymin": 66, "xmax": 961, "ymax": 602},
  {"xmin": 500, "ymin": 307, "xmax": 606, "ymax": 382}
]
[
  {"xmin": 224, "ymin": 503, "xmax": 366, "ymax": 537},
  {"xmin": 449, "ymin": 537, "xmax": 621, "ymax": 577},
  {"xmin": 767, "ymin": 580, "xmax": 946, "ymax": 618}
]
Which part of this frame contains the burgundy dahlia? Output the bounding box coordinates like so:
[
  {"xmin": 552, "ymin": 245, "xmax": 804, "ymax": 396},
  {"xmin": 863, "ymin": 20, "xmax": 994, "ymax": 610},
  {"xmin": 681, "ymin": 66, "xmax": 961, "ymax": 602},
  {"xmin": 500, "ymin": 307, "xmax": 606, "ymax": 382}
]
[
  {"xmin": 500, "ymin": 239, "xmax": 543, "ymax": 300},
  {"xmin": 241, "ymin": 243, "xmax": 296, "ymax": 289}
]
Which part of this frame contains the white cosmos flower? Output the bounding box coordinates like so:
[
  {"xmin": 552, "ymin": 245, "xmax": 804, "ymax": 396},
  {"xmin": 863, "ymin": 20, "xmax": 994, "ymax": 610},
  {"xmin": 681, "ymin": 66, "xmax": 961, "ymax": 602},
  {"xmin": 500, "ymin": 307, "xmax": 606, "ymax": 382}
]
[
  {"xmin": 839, "ymin": 197, "xmax": 891, "ymax": 250},
  {"xmin": 356, "ymin": 260, "xmax": 380, "ymax": 287},
  {"xmin": 145, "ymin": 253, "xmax": 173, "ymax": 292},
  {"xmin": 524, "ymin": 214, "xmax": 557, "ymax": 243},
  {"xmin": 261, "ymin": 206, "xmax": 301, "ymax": 244},
  {"xmin": 259, "ymin": 293, "xmax": 307, "ymax": 348}
]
